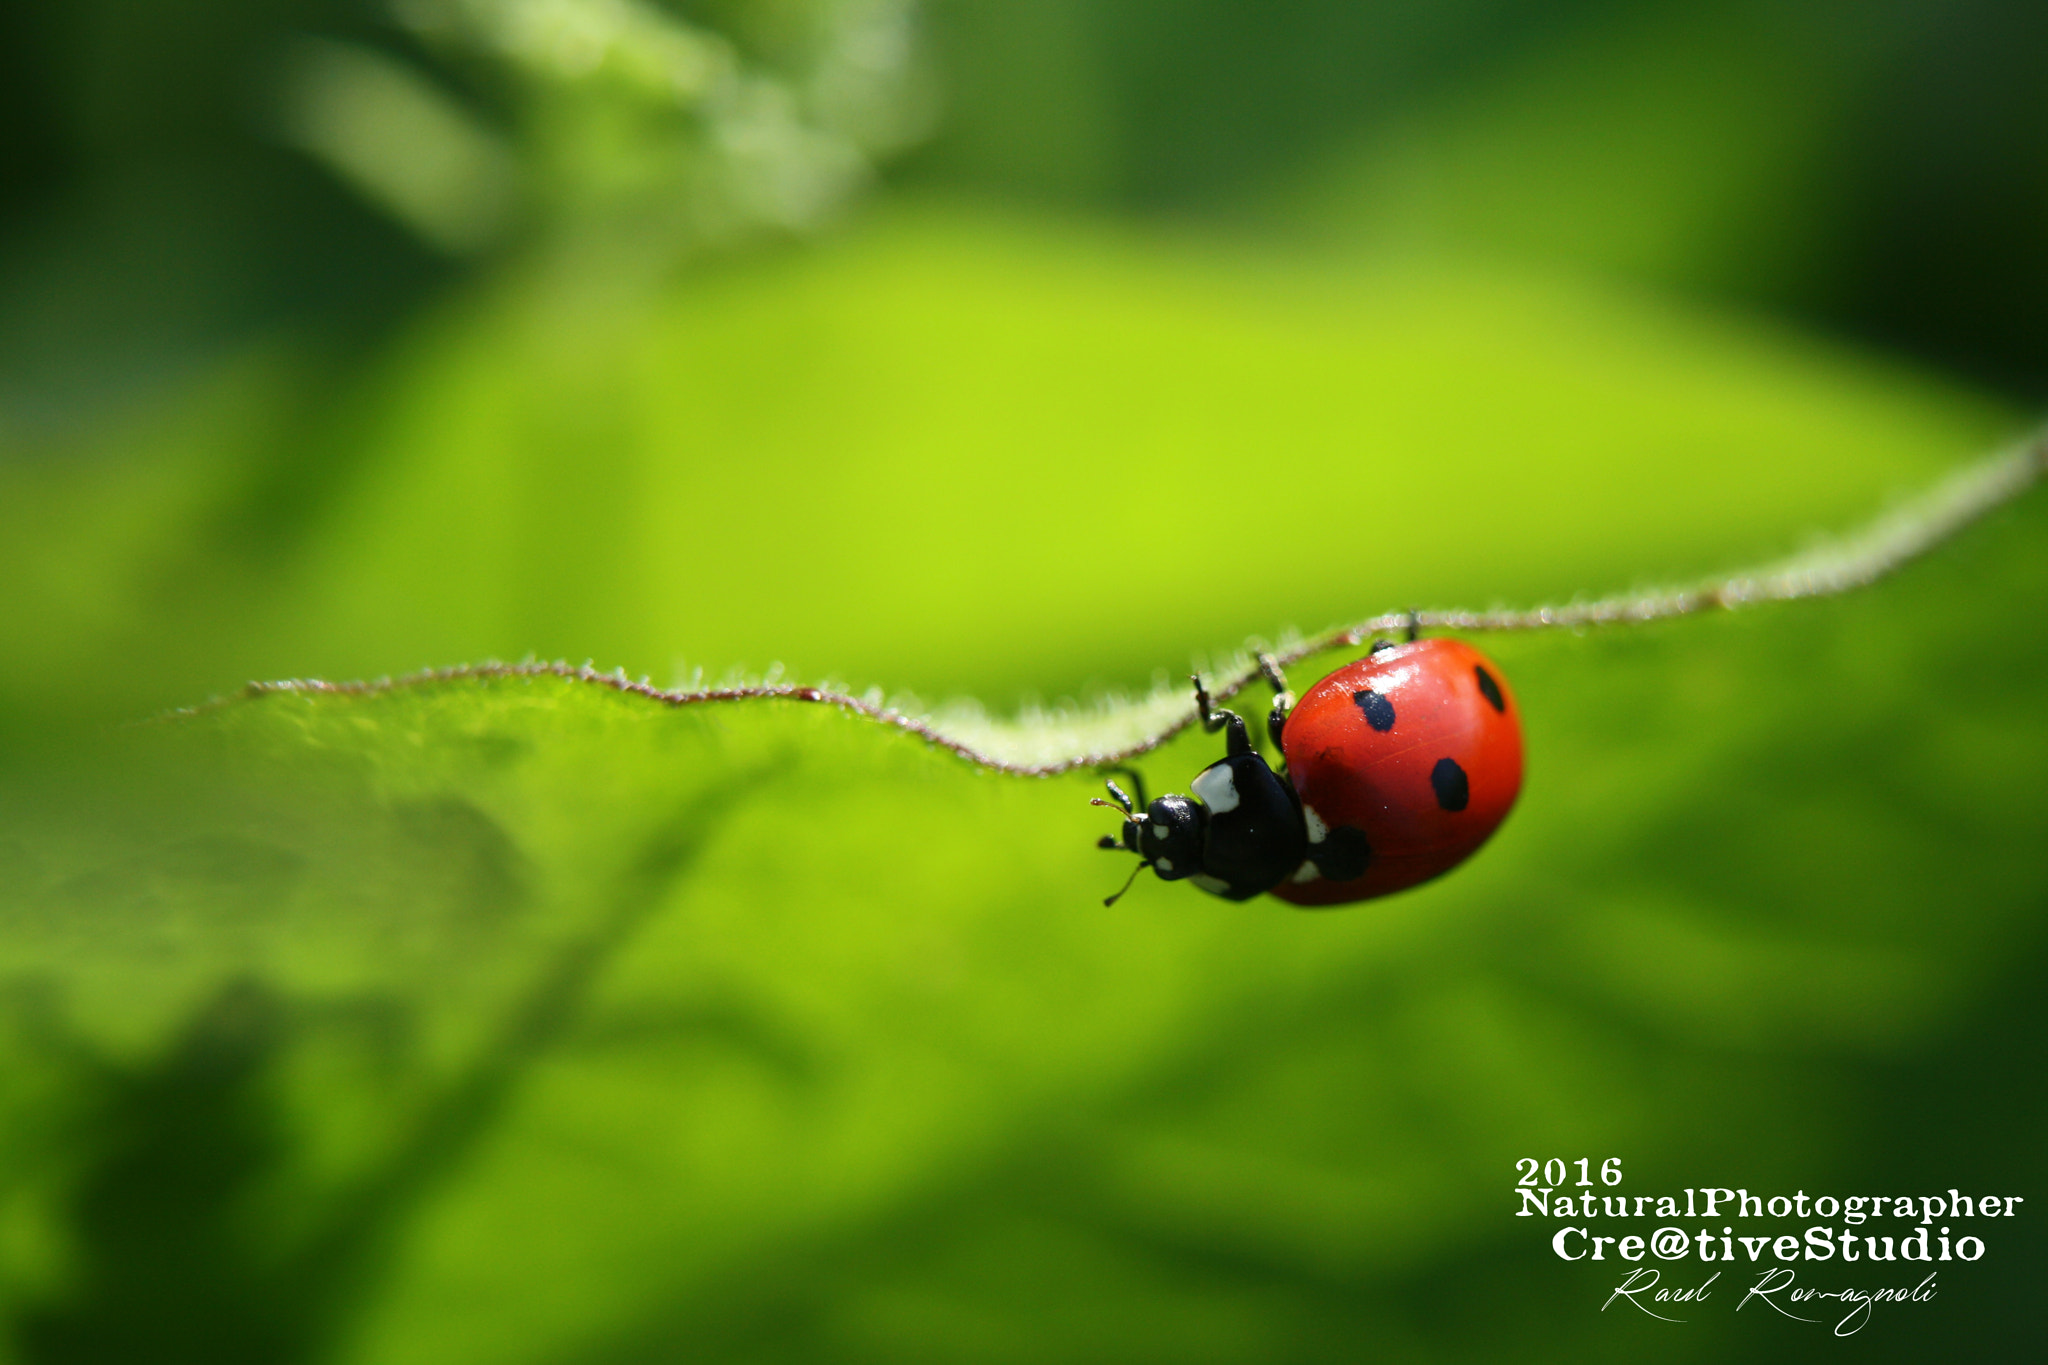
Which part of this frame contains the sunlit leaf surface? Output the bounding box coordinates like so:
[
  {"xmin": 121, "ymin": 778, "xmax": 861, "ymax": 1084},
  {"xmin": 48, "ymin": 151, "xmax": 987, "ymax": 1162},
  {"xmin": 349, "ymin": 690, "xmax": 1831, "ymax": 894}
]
[{"xmin": 1, "ymin": 203, "xmax": 2042, "ymax": 1363}]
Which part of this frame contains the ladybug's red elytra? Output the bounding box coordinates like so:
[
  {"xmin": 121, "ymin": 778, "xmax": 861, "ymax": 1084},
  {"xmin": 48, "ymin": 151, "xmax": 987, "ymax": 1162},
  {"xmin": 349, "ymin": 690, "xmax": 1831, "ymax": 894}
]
[{"xmin": 1094, "ymin": 636, "xmax": 1523, "ymax": 907}]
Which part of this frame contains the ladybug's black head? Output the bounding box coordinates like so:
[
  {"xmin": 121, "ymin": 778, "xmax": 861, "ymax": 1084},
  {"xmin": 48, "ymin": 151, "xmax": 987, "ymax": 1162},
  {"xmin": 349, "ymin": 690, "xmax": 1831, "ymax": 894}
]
[{"xmin": 1136, "ymin": 794, "xmax": 1204, "ymax": 879}]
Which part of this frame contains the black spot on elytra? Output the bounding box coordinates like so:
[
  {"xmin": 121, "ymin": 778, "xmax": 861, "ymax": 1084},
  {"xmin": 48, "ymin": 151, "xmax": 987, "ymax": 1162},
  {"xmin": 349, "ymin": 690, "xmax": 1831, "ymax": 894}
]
[
  {"xmin": 1353, "ymin": 687, "xmax": 1395, "ymax": 731},
  {"xmin": 1312, "ymin": 826, "xmax": 1374, "ymax": 881},
  {"xmin": 1474, "ymin": 665, "xmax": 1504, "ymax": 712},
  {"xmin": 1431, "ymin": 758, "xmax": 1470, "ymax": 812},
  {"xmin": 1368, "ymin": 638, "xmax": 1396, "ymax": 655}
]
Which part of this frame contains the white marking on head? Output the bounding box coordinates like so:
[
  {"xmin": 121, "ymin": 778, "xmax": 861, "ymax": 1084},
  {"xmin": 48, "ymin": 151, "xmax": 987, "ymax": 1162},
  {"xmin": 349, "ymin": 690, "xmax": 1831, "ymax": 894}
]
[
  {"xmin": 1290, "ymin": 860, "xmax": 1321, "ymax": 883},
  {"xmin": 1155, "ymin": 856, "xmax": 1174, "ymax": 873},
  {"xmin": 1190, "ymin": 763, "xmax": 1239, "ymax": 813},
  {"xmin": 1302, "ymin": 804, "xmax": 1329, "ymax": 844},
  {"xmin": 1149, "ymin": 821, "xmax": 1171, "ymax": 842},
  {"xmin": 1190, "ymin": 873, "xmax": 1232, "ymax": 896}
]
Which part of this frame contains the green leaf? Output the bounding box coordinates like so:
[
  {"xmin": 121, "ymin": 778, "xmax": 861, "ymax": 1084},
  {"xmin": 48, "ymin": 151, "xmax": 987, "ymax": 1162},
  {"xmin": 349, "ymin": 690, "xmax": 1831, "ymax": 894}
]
[
  {"xmin": 0, "ymin": 205, "xmax": 2011, "ymax": 724},
  {"xmin": 5, "ymin": 496, "xmax": 2045, "ymax": 1362},
  {"xmin": 2, "ymin": 208, "xmax": 2044, "ymax": 1362}
]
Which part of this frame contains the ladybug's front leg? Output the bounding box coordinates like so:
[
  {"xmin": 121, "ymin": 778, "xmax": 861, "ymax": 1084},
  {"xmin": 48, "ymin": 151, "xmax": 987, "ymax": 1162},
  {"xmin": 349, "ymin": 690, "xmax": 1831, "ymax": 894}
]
[
  {"xmin": 1099, "ymin": 765, "xmax": 1149, "ymax": 811},
  {"xmin": 1257, "ymin": 653, "xmax": 1293, "ymax": 757},
  {"xmin": 1191, "ymin": 675, "xmax": 1254, "ymax": 757}
]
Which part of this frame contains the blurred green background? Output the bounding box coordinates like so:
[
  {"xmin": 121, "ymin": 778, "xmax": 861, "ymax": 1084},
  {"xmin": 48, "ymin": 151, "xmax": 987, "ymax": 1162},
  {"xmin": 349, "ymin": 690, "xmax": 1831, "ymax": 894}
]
[{"xmin": 1, "ymin": 1, "xmax": 2044, "ymax": 1360}]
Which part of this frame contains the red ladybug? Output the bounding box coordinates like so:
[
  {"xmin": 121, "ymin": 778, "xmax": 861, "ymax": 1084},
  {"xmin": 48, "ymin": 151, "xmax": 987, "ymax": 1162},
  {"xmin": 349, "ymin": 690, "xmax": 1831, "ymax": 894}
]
[{"xmin": 1093, "ymin": 636, "xmax": 1523, "ymax": 907}]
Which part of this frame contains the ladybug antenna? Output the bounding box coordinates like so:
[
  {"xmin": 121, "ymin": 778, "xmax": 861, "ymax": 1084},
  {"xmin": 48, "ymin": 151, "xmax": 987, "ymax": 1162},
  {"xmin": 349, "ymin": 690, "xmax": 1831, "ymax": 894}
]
[
  {"xmin": 1091, "ymin": 797, "xmax": 1147, "ymax": 849},
  {"xmin": 1092, "ymin": 780, "xmax": 1147, "ymax": 851},
  {"xmin": 1102, "ymin": 859, "xmax": 1153, "ymax": 908}
]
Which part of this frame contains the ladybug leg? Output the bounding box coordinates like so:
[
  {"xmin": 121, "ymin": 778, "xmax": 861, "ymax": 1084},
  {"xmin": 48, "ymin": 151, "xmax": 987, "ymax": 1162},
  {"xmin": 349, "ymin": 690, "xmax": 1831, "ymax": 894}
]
[
  {"xmin": 1097, "ymin": 778, "xmax": 1135, "ymax": 816},
  {"xmin": 1101, "ymin": 765, "xmax": 1149, "ymax": 811},
  {"xmin": 1191, "ymin": 674, "xmax": 1254, "ymax": 757},
  {"xmin": 1405, "ymin": 608, "xmax": 1422, "ymax": 643},
  {"xmin": 1257, "ymin": 653, "xmax": 1294, "ymax": 755},
  {"xmin": 1257, "ymin": 653, "xmax": 1289, "ymax": 693}
]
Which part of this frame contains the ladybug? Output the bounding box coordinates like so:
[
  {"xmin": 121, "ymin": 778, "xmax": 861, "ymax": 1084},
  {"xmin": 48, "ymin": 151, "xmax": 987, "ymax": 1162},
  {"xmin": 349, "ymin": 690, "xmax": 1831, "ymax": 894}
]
[{"xmin": 1093, "ymin": 634, "xmax": 1523, "ymax": 907}]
